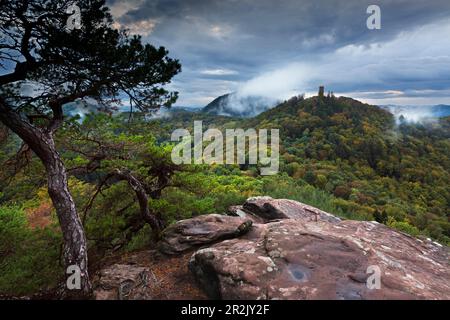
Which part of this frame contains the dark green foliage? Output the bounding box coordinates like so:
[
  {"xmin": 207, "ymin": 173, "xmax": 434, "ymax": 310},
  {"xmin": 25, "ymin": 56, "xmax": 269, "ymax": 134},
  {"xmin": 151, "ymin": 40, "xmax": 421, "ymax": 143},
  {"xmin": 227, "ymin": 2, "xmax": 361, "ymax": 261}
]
[{"xmin": 0, "ymin": 207, "xmax": 61, "ymax": 295}]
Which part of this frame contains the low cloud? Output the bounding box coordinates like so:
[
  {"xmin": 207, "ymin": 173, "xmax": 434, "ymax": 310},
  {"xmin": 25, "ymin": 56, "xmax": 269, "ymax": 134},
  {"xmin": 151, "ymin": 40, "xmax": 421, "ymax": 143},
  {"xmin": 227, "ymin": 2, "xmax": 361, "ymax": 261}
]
[
  {"xmin": 383, "ymin": 105, "xmax": 449, "ymax": 124},
  {"xmin": 200, "ymin": 68, "xmax": 238, "ymax": 76},
  {"xmin": 108, "ymin": 0, "xmax": 145, "ymax": 18},
  {"xmin": 113, "ymin": 19, "xmax": 157, "ymax": 36}
]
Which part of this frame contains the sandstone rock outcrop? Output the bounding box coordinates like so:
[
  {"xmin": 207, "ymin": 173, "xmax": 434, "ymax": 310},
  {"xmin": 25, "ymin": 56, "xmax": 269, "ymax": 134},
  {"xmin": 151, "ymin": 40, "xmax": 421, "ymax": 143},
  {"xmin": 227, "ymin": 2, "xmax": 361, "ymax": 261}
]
[
  {"xmin": 172, "ymin": 197, "xmax": 449, "ymax": 300},
  {"xmin": 91, "ymin": 197, "xmax": 450, "ymax": 300},
  {"xmin": 157, "ymin": 214, "xmax": 253, "ymax": 255}
]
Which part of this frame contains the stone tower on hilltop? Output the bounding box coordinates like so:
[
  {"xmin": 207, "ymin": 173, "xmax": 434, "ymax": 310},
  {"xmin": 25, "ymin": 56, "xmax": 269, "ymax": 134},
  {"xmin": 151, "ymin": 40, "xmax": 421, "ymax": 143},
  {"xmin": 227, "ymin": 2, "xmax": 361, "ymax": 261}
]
[{"xmin": 318, "ymin": 85, "xmax": 324, "ymax": 99}]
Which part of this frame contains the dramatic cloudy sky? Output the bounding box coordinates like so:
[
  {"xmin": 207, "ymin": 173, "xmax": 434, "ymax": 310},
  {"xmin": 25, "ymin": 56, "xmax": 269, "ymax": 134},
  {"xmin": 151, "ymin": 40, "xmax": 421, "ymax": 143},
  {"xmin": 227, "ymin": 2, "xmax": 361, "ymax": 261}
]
[{"xmin": 107, "ymin": 0, "xmax": 450, "ymax": 107}]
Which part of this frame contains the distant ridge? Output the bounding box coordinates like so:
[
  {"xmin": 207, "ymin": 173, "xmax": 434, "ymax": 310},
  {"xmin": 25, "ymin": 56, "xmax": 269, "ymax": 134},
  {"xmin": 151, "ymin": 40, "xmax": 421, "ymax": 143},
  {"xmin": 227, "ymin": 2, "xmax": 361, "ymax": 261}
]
[
  {"xmin": 202, "ymin": 93, "xmax": 276, "ymax": 117},
  {"xmin": 202, "ymin": 89, "xmax": 450, "ymax": 120}
]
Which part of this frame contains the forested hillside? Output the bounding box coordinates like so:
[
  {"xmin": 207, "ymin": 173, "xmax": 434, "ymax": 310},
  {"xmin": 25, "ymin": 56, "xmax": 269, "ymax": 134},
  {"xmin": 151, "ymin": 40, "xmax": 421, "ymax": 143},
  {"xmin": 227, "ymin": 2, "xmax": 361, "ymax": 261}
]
[
  {"xmin": 1, "ymin": 94, "xmax": 449, "ymax": 296},
  {"xmin": 152, "ymin": 94, "xmax": 450, "ymax": 244},
  {"xmin": 247, "ymin": 95, "xmax": 450, "ymax": 241}
]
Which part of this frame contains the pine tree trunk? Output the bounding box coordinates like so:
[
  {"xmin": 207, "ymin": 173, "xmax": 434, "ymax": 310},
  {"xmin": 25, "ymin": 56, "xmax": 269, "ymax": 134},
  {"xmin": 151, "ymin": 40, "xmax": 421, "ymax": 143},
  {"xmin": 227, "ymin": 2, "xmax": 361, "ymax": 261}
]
[
  {"xmin": 43, "ymin": 135, "xmax": 92, "ymax": 299},
  {"xmin": 0, "ymin": 101, "xmax": 92, "ymax": 298}
]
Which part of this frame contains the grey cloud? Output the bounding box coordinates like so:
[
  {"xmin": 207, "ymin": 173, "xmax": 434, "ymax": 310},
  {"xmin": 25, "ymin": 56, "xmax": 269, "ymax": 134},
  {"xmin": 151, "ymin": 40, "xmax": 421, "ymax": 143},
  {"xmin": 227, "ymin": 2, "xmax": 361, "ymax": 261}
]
[{"xmin": 106, "ymin": 0, "xmax": 450, "ymax": 107}]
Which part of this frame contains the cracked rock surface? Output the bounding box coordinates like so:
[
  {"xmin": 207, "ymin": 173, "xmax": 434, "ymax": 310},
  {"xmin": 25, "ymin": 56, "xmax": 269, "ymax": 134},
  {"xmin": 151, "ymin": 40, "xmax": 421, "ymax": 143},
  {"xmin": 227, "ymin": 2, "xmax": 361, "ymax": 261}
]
[{"xmin": 177, "ymin": 197, "xmax": 450, "ymax": 299}]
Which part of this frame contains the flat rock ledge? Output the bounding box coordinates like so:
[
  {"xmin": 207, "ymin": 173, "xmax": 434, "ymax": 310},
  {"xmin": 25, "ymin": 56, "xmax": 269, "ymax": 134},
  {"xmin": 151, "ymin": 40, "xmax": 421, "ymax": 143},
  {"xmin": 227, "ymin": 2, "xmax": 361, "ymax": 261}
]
[{"xmin": 160, "ymin": 197, "xmax": 450, "ymax": 300}]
